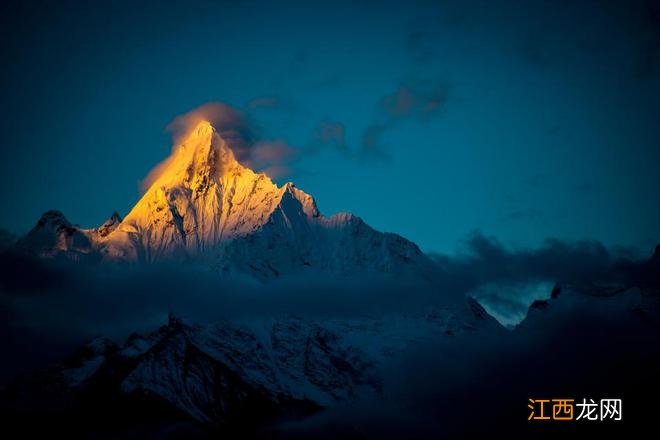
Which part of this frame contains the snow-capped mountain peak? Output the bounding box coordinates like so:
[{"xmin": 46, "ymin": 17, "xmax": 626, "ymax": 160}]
[
  {"xmin": 16, "ymin": 210, "xmax": 94, "ymax": 259},
  {"xmin": 95, "ymin": 212, "xmax": 122, "ymax": 238},
  {"xmin": 99, "ymin": 120, "xmax": 319, "ymax": 261},
  {"xmin": 16, "ymin": 120, "xmax": 430, "ymax": 279}
]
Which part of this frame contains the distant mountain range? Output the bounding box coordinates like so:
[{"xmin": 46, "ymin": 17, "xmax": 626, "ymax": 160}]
[{"xmin": 15, "ymin": 121, "xmax": 430, "ymax": 280}]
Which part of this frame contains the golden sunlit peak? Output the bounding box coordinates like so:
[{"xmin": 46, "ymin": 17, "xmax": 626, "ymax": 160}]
[
  {"xmin": 194, "ymin": 120, "xmax": 214, "ymax": 135},
  {"xmin": 183, "ymin": 120, "xmax": 215, "ymax": 142}
]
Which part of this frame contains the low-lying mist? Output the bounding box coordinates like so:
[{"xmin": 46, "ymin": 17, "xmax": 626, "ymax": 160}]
[{"xmin": 0, "ymin": 232, "xmax": 654, "ymax": 387}]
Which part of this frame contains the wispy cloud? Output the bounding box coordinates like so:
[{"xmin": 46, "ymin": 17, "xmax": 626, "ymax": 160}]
[
  {"xmin": 313, "ymin": 120, "xmax": 348, "ymax": 155},
  {"xmin": 379, "ymin": 83, "xmax": 448, "ymax": 120},
  {"xmin": 248, "ymin": 140, "xmax": 298, "ymax": 178},
  {"xmin": 360, "ymin": 82, "xmax": 449, "ymax": 158},
  {"xmin": 141, "ymin": 102, "xmax": 300, "ymax": 189},
  {"xmin": 248, "ymin": 96, "xmax": 279, "ymax": 109},
  {"xmin": 361, "ymin": 123, "xmax": 389, "ymax": 160}
]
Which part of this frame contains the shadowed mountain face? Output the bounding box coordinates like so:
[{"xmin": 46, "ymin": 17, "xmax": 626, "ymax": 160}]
[
  {"xmin": 2, "ymin": 254, "xmax": 659, "ymax": 438},
  {"xmin": 14, "ymin": 121, "xmax": 430, "ymax": 280},
  {"xmin": 0, "ymin": 298, "xmax": 504, "ymax": 438}
]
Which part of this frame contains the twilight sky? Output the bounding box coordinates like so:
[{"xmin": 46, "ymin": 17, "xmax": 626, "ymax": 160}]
[{"xmin": 1, "ymin": 0, "xmax": 658, "ymax": 253}]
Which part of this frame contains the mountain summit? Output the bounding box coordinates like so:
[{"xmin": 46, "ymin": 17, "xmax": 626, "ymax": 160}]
[
  {"xmin": 17, "ymin": 121, "xmax": 429, "ymax": 279},
  {"xmin": 100, "ymin": 121, "xmax": 319, "ymax": 262}
]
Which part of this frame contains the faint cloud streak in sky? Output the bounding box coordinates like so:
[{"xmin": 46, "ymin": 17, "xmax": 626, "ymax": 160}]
[
  {"xmin": 360, "ymin": 82, "xmax": 449, "ymax": 158},
  {"xmin": 313, "ymin": 120, "xmax": 348, "ymax": 155}
]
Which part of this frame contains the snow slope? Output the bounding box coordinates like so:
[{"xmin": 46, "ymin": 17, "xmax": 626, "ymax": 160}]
[{"xmin": 15, "ymin": 121, "xmax": 430, "ymax": 280}]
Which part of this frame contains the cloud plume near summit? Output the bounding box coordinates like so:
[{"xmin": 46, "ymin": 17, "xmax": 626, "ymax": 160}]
[{"xmin": 140, "ymin": 102, "xmax": 296, "ymax": 191}]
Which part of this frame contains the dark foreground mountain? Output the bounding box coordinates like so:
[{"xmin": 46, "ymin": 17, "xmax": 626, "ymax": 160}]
[
  {"xmin": 1, "ymin": 298, "xmax": 502, "ymax": 438},
  {"xmin": 2, "ymin": 249, "xmax": 659, "ymax": 438}
]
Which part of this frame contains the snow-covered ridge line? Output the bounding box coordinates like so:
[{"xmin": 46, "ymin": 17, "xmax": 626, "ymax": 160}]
[{"xmin": 14, "ymin": 121, "xmax": 431, "ymax": 280}]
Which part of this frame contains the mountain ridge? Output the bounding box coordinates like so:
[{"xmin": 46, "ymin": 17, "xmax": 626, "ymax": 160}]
[{"xmin": 14, "ymin": 121, "xmax": 430, "ymax": 280}]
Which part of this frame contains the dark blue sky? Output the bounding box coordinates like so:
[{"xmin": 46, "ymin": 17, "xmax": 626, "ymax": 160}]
[{"xmin": 1, "ymin": 0, "xmax": 658, "ymax": 253}]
